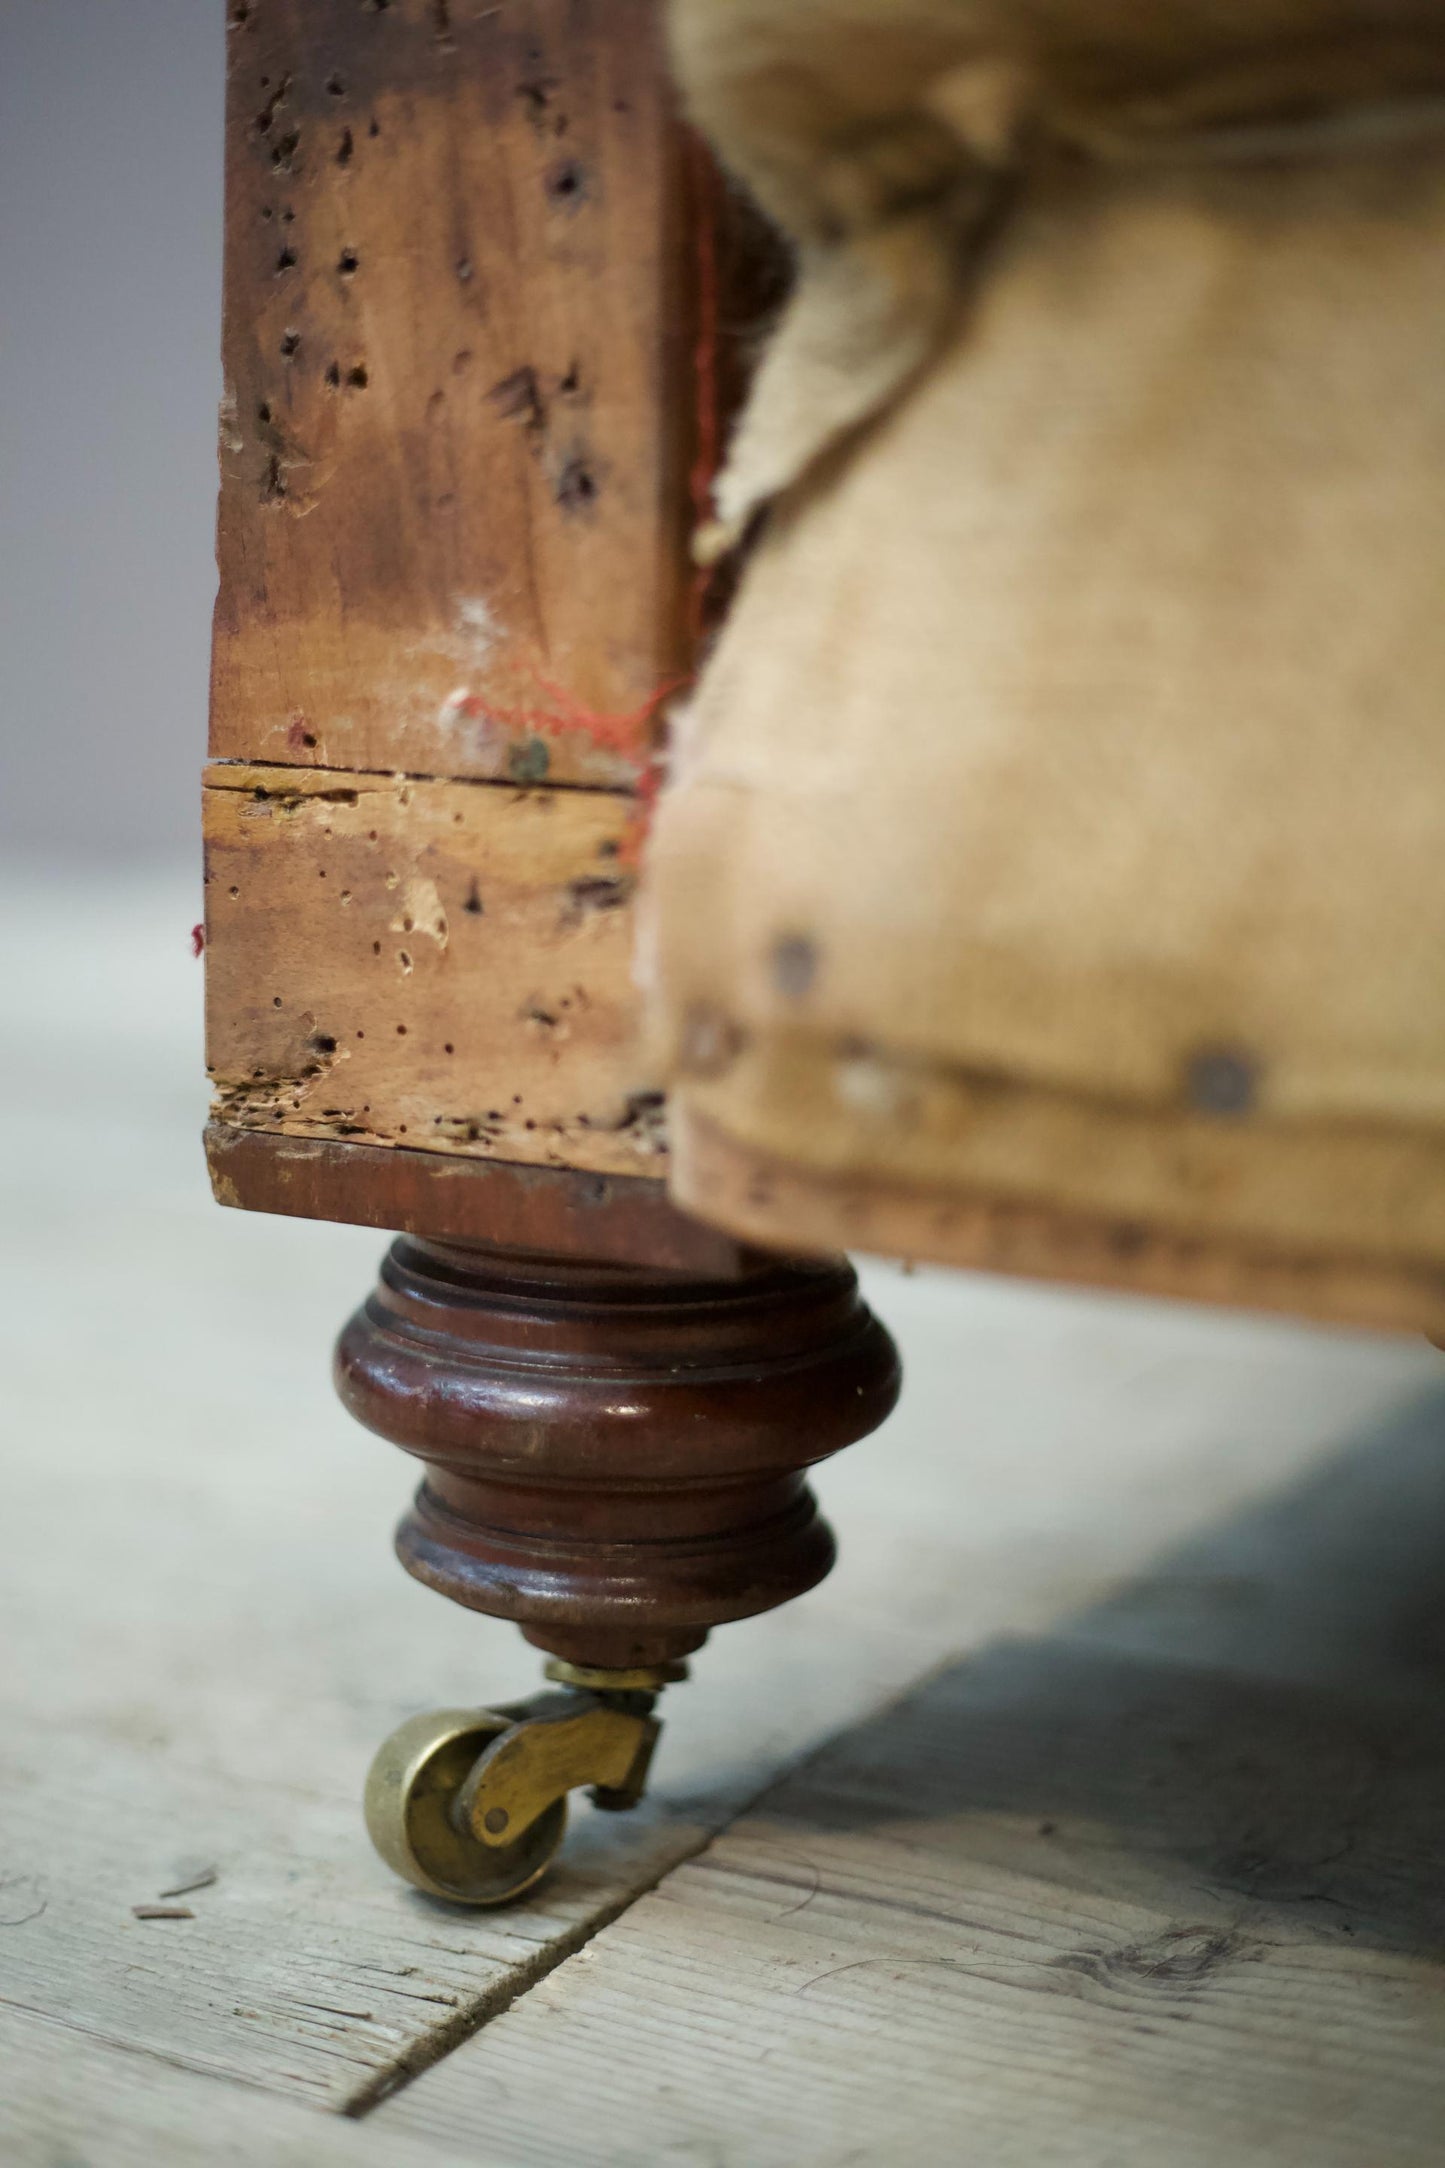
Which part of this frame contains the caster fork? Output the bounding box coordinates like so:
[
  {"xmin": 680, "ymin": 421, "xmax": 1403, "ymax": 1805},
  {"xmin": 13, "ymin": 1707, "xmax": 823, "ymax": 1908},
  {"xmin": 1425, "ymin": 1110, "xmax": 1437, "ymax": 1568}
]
[{"xmin": 364, "ymin": 1661, "xmax": 685, "ymax": 1905}]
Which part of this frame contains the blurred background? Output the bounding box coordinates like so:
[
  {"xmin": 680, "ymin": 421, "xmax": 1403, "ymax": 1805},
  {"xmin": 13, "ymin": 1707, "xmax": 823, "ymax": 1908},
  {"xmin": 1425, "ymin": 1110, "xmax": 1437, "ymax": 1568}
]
[{"xmin": 1, "ymin": 0, "xmax": 222, "ymax": 874}]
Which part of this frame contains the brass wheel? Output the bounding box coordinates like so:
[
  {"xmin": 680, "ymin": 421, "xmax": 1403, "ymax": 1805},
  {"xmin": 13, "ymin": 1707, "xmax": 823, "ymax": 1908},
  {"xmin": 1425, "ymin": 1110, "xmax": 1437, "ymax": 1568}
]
[{"xmin": 364, "ymin": 1708, "xmax": 568, "ymax": 1906}]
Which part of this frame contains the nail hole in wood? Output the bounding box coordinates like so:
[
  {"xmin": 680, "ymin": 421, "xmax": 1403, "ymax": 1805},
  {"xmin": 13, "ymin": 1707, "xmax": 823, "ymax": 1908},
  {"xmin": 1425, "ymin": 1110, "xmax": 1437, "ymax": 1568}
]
[
  {"xmin": 545, "ymin": 159, "xmax": 588, "ymax": 210},
  {"xmin": 554, "ymin": 457, "xmax": 598, "ymax": 514}
]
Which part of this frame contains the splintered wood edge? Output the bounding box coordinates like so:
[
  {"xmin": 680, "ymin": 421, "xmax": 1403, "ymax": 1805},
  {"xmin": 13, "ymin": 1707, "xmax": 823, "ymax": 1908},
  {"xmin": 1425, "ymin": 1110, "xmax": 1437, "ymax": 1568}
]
[
  {"xmin": 671, "ymin": 1109, "xmax": 1445, "ymax": 1338},
  {"xmin": 205, "ymin": 1123, "xmax": 753, "ymax": 1277},
  {"xmin": 202, "ymin": 760, "xmax": 666, "ymax": 1180}
]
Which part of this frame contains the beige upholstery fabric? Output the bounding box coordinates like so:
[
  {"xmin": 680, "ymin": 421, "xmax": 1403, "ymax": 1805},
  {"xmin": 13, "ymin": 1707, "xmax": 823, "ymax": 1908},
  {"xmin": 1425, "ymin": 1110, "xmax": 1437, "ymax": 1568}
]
[
  {"xmin": 644, "ymin": 2, "xmax": 1445, "ymax": 1317},
  {"xmin": 671, "ymin": 0, "xmax": 1445, "ymax": 547}
]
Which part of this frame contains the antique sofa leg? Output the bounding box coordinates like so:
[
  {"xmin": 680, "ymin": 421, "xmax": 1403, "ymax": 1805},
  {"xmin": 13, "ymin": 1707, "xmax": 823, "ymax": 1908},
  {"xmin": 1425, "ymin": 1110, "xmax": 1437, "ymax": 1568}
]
[{"xmin": 335, "ymin": 1236, "xmax": 900, "ymax": 1903}]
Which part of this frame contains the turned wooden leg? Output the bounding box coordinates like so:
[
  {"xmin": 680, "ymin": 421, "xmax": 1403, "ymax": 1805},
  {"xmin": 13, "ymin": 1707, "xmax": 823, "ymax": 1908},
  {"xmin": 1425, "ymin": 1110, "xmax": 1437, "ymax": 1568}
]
[{"xmin": 335, "ymin": 1235, "xmax": 899, "ymax": 1901}]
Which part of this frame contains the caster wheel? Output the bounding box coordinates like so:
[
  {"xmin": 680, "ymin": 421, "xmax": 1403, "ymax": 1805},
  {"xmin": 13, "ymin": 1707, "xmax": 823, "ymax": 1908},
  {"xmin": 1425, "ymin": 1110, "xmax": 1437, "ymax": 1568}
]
[{"xmin": 364, "ymin": 1707, "xmax": 568, "ymax": 1906}]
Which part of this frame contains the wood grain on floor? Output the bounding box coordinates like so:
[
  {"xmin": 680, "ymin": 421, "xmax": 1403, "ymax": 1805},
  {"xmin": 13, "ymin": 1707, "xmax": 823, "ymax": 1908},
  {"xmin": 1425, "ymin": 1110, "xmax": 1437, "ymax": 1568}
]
[
  {"xmin": 377, "ymin": 1391, "xmax": 1445, "ymax": 2167},
  {"xmin": 0, "ymin": 2005, "xmax": 486, "ymax": 2168},
  {"xmin": 4, "ymin": 873, "xmax": 1443, "ymax": 2161}
]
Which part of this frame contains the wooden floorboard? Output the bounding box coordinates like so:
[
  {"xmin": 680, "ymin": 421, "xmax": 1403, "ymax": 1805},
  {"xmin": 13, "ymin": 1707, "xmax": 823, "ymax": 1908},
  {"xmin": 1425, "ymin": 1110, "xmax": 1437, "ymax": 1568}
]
[
  {"xmin": 379, "ymin": 1381, "xmax": 1445, "ymax": 2165},
  {"xmin": 0, "ymin": 2004, "xmax": 493, "ymax": 2168},
  {"xmin": 5, "ymin": 871, "xmax": 1442, "ymax": 2157}
]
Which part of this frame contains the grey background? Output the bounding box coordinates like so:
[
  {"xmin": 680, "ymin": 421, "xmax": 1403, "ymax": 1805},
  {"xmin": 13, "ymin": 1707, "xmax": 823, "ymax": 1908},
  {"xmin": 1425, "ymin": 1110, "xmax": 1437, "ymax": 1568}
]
[{"xmin": 0, "ymin": 0, "xmax": 223, "ymax": 868}]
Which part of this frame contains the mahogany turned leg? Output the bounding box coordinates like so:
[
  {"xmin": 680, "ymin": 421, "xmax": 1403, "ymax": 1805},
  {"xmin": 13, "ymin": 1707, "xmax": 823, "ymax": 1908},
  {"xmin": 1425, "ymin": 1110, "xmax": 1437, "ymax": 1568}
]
[{"xmin": 335, "ymin": 1236, "xmax": 900, "ymax": 1902}]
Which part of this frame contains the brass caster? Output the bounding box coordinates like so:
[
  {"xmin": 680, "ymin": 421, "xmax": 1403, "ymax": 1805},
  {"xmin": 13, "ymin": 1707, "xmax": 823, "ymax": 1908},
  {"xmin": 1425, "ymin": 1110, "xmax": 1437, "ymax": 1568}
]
[{"xmin": 364, "ymin": 1676, "xmax": 675, "ymax": 1906}]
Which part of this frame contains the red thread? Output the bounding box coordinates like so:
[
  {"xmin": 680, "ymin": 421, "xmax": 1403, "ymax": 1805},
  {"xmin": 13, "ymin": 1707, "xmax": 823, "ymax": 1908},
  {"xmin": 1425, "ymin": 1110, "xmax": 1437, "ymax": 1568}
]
[
  {"xmin": 448, "ymin": 672, "xmax": 682, "ymax": 863},
  {"xmin": 444, "ymin": 674, "xmax": 681, "ymax": 766},
  {"xmin": 190, "ymin": 923, "xmax": 206, "ymax": 958},
  {"xmin": 533, "ymin": 671, "xmax": 686, "ymax": 761}
]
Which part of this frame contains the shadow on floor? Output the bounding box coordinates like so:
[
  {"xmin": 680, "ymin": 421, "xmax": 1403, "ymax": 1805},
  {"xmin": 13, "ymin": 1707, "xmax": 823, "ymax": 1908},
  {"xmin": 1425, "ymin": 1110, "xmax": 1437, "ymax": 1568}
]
[{"xmin": 756, "ymin": 1381, "xmax": 1445, "ymax": 1962}]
